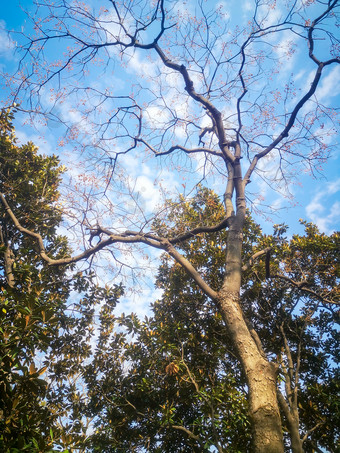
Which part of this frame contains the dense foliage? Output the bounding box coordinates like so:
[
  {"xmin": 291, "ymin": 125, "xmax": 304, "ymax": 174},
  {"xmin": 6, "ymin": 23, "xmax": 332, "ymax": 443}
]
[
  {"xmin": 0, "ymin": 107, "xmax": 72, "ymax": 451},
  {"xmin": 0, "ymin": 110, "xmax": 122, "ymax": 452},
  {"xmin": 0, "ymin": 113, "xmax": 338, "ymax": 451},
  {"xmin": 71, "ymin": 189, "xmax": 339, "ymax": 452}
]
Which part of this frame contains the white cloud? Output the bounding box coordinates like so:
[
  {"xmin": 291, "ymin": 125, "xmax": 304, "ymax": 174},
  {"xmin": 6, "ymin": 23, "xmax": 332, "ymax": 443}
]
[
  {"xmin": 15, "ymin": 129, "xmax": 54, "ymax": 156},
  {"xmin": 97, "ymin": 9, "xmax": 134, "ymax": 46},
  {"xmin": 257, "ymin": 5, "xmax": 282, "ymax": 27},
  {"xmin": 215, "ymin": 2, "xmax": 231, "ymax": 20},
  {"xmin": 134, "ymin": 174, "xmax": 162, "ymax": 211},
  {"xmin": 242, "ymin": 1, "xmax": 253, "ymax": 13},
  {"xmin": 308, "ymin": 200, "xmax": 340, "ymax": 233},
  {"xmin": 305, "ymin": 178, "xmax": 340, "ymax": 233},
  {"xmin": 117, "ymin": 158, "xmax": 178, "ymax": 215},
  {"xmin": 115, "ymin": 286, "xmax": 163, "ymax": 318},
  {"xmin": 294, "ymin": 69, "xmax": 306, "ymax": 82},
  {"xmin": 274, "ymin": 31, "xmax": 298, "ymax": 72},
  {"xmin": 126, "ymin": 50, "xmax": 157, "ymax": 78},
  {"xmin": 327, "ymin": 179, "xmax": 340, "ymax": 195},
  {"xmin": 0, "ymin": 20, "xmax": 15, "ymax": 58},
  {"xmin": 271, "ymin": 196, "xmax": 285, "ymax": 211},
  {"xmin": 315, "ymin": 66, "xmax": 340, "ymax": 104},
  {"xmin": 145, "ymin": 105, "xmax": 170, "ymax": 128}
]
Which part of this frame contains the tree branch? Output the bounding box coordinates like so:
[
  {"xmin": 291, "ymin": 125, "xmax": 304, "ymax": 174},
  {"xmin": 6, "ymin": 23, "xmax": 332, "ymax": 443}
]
[
  {"xmin": 244, "ymin": 59, "xmax": 334, "ymax": 185},
  {"xmin": 242, "ymin": 247, "xmax": 271, "ymax": 272},
  {"xmin": 0, "ymin": 225, "xmax": 15, "ymax": 288},
  {"xmin": 171, "ymin": 425, "xmax": 202, "ymax": 443},
  {"xmin": 0, "ymin": 192, "xmax": 217, "ymax": 300},
  {"xmin": 135, "ymin": 137, "xmax": 223, "ymax": 158},
  {"xmin": 270, "ymin": 273, "xmax": 338, "ymax": 305},
  {"xmin": 149, "ymin": 41, "xmax": 235, "ymax": 164},
  {"xmin": 301, "ymin": 421, "xmax": 325, "ymax": 446},
  {"xmin": 169, "ymin": 217, "xmax": 230, "ymax": 245}
]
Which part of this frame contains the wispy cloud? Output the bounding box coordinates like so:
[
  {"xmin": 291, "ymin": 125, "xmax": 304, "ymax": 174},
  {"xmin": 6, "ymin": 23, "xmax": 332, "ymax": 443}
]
[
  {"xmin": 15, "ymin": 128, "xmax": 55, "ymax": 156},
  {"xmin": 274, "ymin": 31, "xmax": 298, "ymax": 73},
  {"xmin": 0, "ymin": 20, "xmax": 15, "ymax": 59},
  {"xmin": 127, "ymin": 49, "xmax": 157, "ymax": 78},
  {"xmin": 315, "ymin": 66, "xmax": 340, "ymax": 104},
  {"xmin": 242, "ymin": 1, "xmax": 253, "ymax": 13},
  {"xmin": 215, "ymin": 2, "xmax": 231, "ymax": 20},
  {"xmin": 255, "ymin": 4, "xmax": 283, "ymax": 27},
  {"xmin": 306, "ymin": 178, "xmax": 340, "ymax": 233},
  {"xmin": 115, "ymin": 286, "xmax": 163, "ymax": 318}
]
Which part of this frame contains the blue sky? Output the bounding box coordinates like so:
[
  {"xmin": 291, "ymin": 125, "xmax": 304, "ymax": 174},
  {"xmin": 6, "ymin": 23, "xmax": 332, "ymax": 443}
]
[
  {"xmin": 2, "ymin": 0, "xmax": 338, "ymax": 235},
  {"xmin": 1, "ymin": 0, "xmax": 339, "ymax": 316}
]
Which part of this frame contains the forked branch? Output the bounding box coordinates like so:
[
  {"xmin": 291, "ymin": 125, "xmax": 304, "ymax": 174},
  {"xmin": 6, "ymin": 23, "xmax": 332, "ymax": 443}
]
[{"xmin": 0, "ymin": 192, "xmax": 217, "ymax": 300}]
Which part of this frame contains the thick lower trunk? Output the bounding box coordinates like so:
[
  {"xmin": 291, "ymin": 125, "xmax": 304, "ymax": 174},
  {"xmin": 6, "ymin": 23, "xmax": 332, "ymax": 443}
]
[{"xmin": 218, "ymin": 290, "xmax": 284, "ymax": 453}]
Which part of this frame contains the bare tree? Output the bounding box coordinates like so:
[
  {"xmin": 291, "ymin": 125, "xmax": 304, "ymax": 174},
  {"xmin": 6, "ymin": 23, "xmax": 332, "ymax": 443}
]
[{"xmin": 2, "ymin": 0, "xmax": 339, "ymax": 451}]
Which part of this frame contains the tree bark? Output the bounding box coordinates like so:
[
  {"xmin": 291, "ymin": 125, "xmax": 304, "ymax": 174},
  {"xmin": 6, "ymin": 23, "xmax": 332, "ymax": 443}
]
[
  {"xmin": 0, "ymin": 225, "xmax": 15, "ymax": 288},
  {"xmin": 289, "ymin": 416, "xmax": 304, "ymax": 453},
  {"xmin": 278, "ymin": 391, "xmax": 304, "ymax": 453},
  {"xmin": 218, "ymin": 213, "xmax": 284, "ymax": 453}
]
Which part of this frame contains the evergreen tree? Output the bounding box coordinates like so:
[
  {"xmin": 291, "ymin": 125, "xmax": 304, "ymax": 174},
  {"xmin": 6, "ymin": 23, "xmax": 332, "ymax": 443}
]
[
  {"xmin": 74, "ymin": 188, "xmax": 339, "ymax": 452},
  {"xmin": 0, "ymin": 109, "xmax": 123, "ymax": 452}
]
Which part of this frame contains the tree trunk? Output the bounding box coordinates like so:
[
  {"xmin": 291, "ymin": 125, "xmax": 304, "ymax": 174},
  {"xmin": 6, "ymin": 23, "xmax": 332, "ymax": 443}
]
[
  {"xmin": 288, "ymin": 420, "xmax": 304, "ymax": 453},
  {"xmin": 277, "ymin": 391, "xmax": 304, "ymax": 453},
  {"xmin": 218, "ymin": 213, "xmax": 284, "ymax": 453},
  {"xmin": 0, "ymin": 225, "xmax": 15, "ymax": 287}
]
